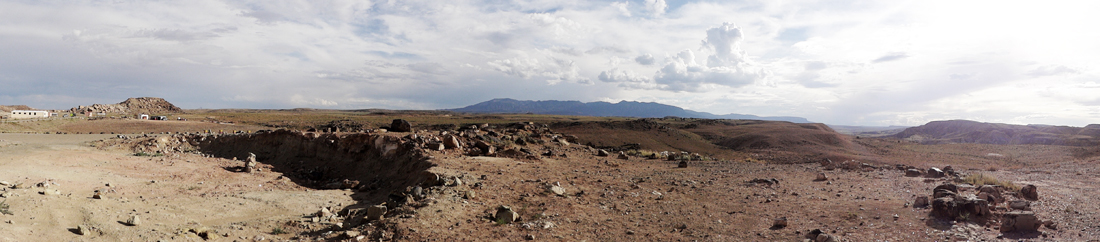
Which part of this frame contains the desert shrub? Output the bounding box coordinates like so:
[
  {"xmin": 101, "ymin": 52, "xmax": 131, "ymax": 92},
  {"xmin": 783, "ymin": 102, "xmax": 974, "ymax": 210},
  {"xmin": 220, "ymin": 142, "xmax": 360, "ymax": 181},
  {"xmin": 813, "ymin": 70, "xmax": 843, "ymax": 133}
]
[
  {"xmin": 624, "ymin": 149, "xmax": 661, "ymax": 158},
  {"xmin": 133, "ymin": 152, "xmax": 163, "ymax": 157},
  {"xmin": 0, "ymin": 200, "xmax": 12, "ymax": 215},
  {"xmin": 842, "ymin": 212, "xmax": 859, "ymax": 221},
  {"xmin": 270, "ymin": 227, "xmax": 287, "ymax": 235},
  {"xmin": 963, "ymin": 173, "xmax": 1019, "ymax": 191}
]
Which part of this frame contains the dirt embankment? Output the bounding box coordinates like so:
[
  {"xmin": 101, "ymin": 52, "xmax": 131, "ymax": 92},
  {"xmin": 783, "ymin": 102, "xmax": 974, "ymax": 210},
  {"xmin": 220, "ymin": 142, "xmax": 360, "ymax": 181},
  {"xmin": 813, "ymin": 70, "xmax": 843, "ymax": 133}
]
[{"xmin": 189, "ymin": 130, "xmax": 434, "ymax": 198}]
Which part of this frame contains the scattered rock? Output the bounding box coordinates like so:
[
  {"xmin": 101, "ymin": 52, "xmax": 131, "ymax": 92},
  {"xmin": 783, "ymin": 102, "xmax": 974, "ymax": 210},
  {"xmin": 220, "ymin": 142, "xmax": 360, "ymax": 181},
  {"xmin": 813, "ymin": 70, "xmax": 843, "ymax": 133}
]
[
  {"xmin": 316, "ymin": 207, "xmax": 333, "ymax": 218},
  {"xmin": 244, "ymin": 152, "xmax": 257, "ymax": 173},
  {"xmin": 92, "ymin": 190, "xmax": 103, "ymax": 199},
  {"xmin": 547, "ymin": 183, "xmax": 565, "ymax": 196},
  {"xmin": 1000, "ymin": 211, "xmax": 1041, "ymax": 232},
  {"xmin": 931, "ymin": 197, "xmax": 959, "ymax": 218},
  {"xmin": 617, "ymin": 152, "xmax": 629, "ymax": 160},
  {"xmin": 367, "ymin": 205, "xmax": 387, "ymax": 221},
  {"xmin": 905, "ymin": 169, "xmax": 922, "ymax": 177},
  {"xmin": 390, "ymin": 119, "xmax": 413, "ymax": 132},
  {"xmin": 475, "ymin": 141, "xmax": 495, "ymax": 156},
  {"xmin": 525, "ymin": 234, "xmax": 535, "ymax": 240},
  {"xmin": 805, "ymin": 229, "xmax": 839, "ymax": 242},
  {"xmin": 820, "ymin": 159, "xmax": 836, "ymax": 170},
  {"xmin": 1020, "ymin": 184, "xmax": 1038, "ymax": 200},
  {"xmin": 932, "ymin": 184, "xmax": 958, "ymax": 199},
  {"xmin": 126, "ymin": 215, "xmax": 141, "ymax": 226},
  {"xmin": 76, "ymin": 225, "xmax": 90, "ymax": 235},
  {"xmin": 926, "ymin": 167, "xmax": 944, "ymax": 178},
  {"xmin": 678, "ymin": 160, "xmax": 688, "ymax": 168},
  {"xmin": 814, "ymin": 172, "xmax": 827, "ymax": 181},
  {"xmin": 495, "ymin": 206, "xmax": 519, "ymax": 224},
  {"xmin": 977, "ymin": 185, "xmax": 1005, "ymax": 204},
  {"xmin": 1008, "ymin": 200, "xmax": 1031, "ymax": 210},
  {"xmin": 345, "ymin": 230, "xmax": 361, "ymax": 238},
  {"xmin": 913, "ymin": 196, "xmax": 930, "ymax": 208},
  {"xmin": 771, "ymin": 217, "xmax": 787, "ymax": 229},
  {"xmin": 190, "ymin": 227, "xmax": 218, "ymax": 240},
  {"xmin": 1043, "ymin": 220, "xmax": 1057, "ymax": 230},
  {"xmin": 464, "ymin": 190, "xmax": 477, "ymax": 199},
  {"xmin": 442, "ymin": 135, "xmax": 462, "ymax": 149},
  {"xmin": 596, "ymin": 149, "xmax": 610, "ymax": 157},
  {"xmin": 422, "ymin": 172, "xmax": 444, "ymax": 187},
  {"xmin": 749, "ymin": 178, "xmax": 780, "ymax": 186}
]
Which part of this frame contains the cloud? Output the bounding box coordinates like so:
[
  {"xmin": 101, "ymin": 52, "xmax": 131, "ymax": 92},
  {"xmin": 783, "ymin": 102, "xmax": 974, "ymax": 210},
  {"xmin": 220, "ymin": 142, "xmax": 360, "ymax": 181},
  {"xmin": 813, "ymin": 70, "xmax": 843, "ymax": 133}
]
[
  {"xmin": 611, "ymin": 2, "xmax": 631, "ymax": 17},
  {"xmin": 634, "ymin": 54, "xmax": 655, "ymax": 65},
  {"xmin": 488, "ymin": 56, "xmax": 590, "ymax": 85},
  {"xmin": 645, "ymin": 0, "xmax": 668, "ymax": 16},
  {"xmin": 598, "ymin": 68, "xmax": 659, "ymax": 89},
  {"xmin": 1026, "ymin": 65, "xmax": 1079, "ymax": 77},
  {"xmin": 871, "ymin": 52, "xmax": 909, "ymax": 63},
  {"xmin": 595, "ymin": 22, "xmax": 766, "ymax": 92}
]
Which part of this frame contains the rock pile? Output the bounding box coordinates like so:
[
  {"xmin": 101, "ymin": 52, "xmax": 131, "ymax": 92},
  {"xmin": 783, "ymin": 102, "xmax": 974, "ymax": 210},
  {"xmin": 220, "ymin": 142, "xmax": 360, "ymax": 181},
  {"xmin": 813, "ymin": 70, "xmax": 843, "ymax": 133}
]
[{"xmin": 70, "ymin": 97, "xmax": 182, "ymax": 115}]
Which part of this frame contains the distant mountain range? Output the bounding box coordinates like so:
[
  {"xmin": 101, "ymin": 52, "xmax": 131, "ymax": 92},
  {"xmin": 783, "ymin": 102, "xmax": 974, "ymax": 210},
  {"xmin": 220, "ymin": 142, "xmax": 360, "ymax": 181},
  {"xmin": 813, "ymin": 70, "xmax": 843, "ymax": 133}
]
[
  {"xmin": 893, "ymin": 120, "xmax": 1100, "ymax": 146},
  {"xmin": 447, "ymin": 98, "xmax": 811, "ymax": 123}
]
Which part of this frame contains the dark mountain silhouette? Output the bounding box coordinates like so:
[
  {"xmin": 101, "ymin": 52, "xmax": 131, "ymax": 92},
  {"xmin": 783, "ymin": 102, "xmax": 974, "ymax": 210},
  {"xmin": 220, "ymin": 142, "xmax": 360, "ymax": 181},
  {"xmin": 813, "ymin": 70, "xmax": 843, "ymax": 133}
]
[
  {"xmin": 447, "ymin": 98, "xmax": 811, "ymax": 123},
  {"xmin": 893, "ymin": 120, "xmax": 1100, "ymax": 146}
]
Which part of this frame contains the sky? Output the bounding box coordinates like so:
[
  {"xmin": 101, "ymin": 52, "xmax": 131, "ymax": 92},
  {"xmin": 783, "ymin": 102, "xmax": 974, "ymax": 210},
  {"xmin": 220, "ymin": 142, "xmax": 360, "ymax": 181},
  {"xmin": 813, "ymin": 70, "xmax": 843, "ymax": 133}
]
[{"xmin": 1, "ymin": 0, "xmax": 1098, "ymax": 126}]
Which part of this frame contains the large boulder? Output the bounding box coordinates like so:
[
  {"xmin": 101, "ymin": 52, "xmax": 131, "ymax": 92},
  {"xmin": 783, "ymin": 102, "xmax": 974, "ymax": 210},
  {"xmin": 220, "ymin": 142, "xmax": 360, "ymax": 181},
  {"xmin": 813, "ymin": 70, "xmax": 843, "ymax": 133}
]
[
  {"xmin": 390, "ymin": 119, "xmax": 413, "ymax": 132},
  {"xmin": 913, "ymin": 196, "xmax": 930, "ymax": 208},
  {"xmin": 495, "ymin": 206, "xmax": 519, "ymax": 224},
  {"xmin": 931, "ymin": 197, "xmax": 960, "ymax": 219},
  {"xmin": 366, "ymin": 205, "xmax": 387, "ymax": 221},
  {"xmin": 1001, "ymin": 211, "xmax": 1041, "ymax": 232},
  {"xmin": 820, "ymin": 159, "xmax": 836, "ymax": 170},
  {"xmin": 1008, "ymin": 200, "xmax": 1031, "ymax": 210},
  {"xmin": 1020, "ymin": 184, "xmax": 1039, "ymax": 200},
  {"xmin": 926, "ymin": 167, "xmax": 945, "ymax": 178},
  {"xmin": 596, "ymin": 149, "xmax": 610, "ymax": 157},
  {"xmin": 960, "ymin": 197, "xmax": 990, "ymax": 217},
  {"xmin": 905, "ymin": 169, "xmax": 922, "ymax": 177},
  {"xmin": 442, "ymin": 135, "xmax": 462, "ymax": 149},
  {"xmin": 932, "ymin": 184, "xmax": 958, "ymax": 199},
  {"xmin": 977, "ymin": 185, "xmax": 1005, "ymax": 204}
]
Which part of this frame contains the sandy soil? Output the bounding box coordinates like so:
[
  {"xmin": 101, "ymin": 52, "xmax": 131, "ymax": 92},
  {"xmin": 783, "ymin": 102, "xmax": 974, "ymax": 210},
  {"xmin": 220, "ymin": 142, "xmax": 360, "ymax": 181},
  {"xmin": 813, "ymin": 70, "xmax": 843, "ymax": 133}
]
[
  {"xmin": 0, "ymin": 134, "xmax": 353, "ymax": 241},
  {"xmin": 2, "ymin": 128, "xmax": 1099, "ymax": 241}
]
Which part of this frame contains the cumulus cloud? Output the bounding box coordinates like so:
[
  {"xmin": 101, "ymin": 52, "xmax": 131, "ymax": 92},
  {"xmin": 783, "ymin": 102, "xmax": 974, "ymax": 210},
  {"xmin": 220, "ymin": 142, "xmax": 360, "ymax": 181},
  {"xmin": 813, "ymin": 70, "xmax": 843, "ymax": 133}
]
[
  {"xmin": 634, "ymin": 54, "xmax": 655, "ymax": 65},
  {"xmin": 871, "ymin": 52, "xmax": 909, "ymax": 63},
  {"xmin": 598, "ymin": 68, "xmax": 659, "ymax": 89},
  {"xmin": 597, "ymin": 22, "xmax": 765, "ymax": 92}
]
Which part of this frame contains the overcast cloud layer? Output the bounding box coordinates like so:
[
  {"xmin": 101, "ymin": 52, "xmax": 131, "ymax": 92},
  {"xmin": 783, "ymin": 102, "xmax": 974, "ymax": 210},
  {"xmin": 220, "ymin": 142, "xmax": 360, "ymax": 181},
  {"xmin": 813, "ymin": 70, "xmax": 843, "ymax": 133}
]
[{"xmin": 1, "ymin": 0, "xmax": 1098, "ymax": 126}]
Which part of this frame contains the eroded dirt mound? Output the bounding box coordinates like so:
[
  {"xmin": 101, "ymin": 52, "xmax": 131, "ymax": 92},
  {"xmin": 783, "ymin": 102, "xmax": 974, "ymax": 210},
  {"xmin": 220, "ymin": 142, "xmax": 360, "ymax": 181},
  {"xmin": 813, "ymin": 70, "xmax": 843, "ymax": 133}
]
[
  {"xmin": 70, "ymin": 97, "xmax": 182, "ymax": 115},
  {"xmin": 0, "ymin": 105, "xmax": 33, "ymax": 112}
]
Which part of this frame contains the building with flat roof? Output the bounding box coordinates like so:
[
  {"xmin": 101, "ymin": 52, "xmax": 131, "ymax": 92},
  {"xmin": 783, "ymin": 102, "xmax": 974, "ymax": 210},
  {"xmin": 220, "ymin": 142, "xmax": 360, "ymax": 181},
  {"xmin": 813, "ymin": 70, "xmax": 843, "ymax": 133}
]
[{"xmin": 10, "ymin": 110, "xmax": 49, "ymax": 119}]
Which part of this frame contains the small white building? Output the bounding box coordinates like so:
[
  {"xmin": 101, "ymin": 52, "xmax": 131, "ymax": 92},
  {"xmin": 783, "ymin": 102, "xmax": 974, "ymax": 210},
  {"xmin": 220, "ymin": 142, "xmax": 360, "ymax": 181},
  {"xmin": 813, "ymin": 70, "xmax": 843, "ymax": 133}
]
[{"xmin": 10, "ymin": 110, "xmax": 49, "ymax": 119}]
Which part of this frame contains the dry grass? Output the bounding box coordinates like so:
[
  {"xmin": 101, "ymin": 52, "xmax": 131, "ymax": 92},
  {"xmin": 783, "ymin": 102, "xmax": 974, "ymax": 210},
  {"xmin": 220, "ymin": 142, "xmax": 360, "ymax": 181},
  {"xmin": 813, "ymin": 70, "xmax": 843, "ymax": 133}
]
[{"xmin": 963, "ymin": 173, "xmax": 1020, "ymax": 191}]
